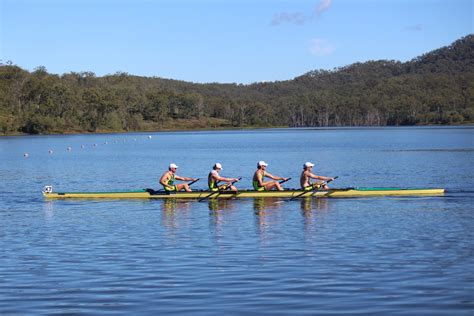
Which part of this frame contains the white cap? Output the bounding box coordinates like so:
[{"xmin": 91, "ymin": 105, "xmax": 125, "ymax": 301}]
[
  {"xmin": 214, "ymin": 163, "xmax": 223, "ymax": 170},
  {"xmin": 169, "ymin": 163, "xmax": 178, "ymax": 169},
  {"xmin": 258, "ymin": 161, "xmax": 268, "ymax": 167},
  {"xmin": 304, "ymin": 162, "xmax": 315, "ymax": 168}
]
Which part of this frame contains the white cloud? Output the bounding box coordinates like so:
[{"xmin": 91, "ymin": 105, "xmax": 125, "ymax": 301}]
[
  {"xmin": 405, "ymin": 24, "xmax": 423, "ymax": 32},
  {"xmin": 271, "ymin": 0, "xmax": 333, "ymax": 26},
  {"xmin": 271, "ymin": 12, "xmax": 308, "ymax": 26},
  {"xmin": 309, "ymin": 38, "xmax": 334, "ymax": 56},
  {"xmin": 316, "ymin": 0, "xmax": 332, "ymax": 16}
]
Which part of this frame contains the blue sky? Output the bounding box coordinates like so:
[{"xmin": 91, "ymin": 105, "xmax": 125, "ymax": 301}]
[{"xmin": 1, "ymin": 0, "xmax": 472, "ymax": 83}]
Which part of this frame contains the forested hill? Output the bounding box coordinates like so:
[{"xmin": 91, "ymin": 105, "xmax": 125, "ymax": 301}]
[{"xmin": 0, "ymin": 35, "xmax": 473, "ymax": 134}]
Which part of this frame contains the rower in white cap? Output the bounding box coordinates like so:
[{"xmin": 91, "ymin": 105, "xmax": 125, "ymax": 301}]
[
  {"xmin": 252, "ymin": 161, "xmax": 289, "ymax": 191},
  {"xmin": 208, "ymin": 163, "xmax": 240, "ymax": 192},
  {"xmin": 300, "ymin": 162, "xmax": 334, "ymax": 190},
  {"xmin": 160, "ymin": 163, "xmax": 198, "ymax": 192}
]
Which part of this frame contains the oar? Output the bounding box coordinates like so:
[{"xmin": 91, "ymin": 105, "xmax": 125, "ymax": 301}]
[
  {"xmin": 188, "ymin": 178, "xmax": 200, "ymax": 186},
  {"xmin": 198, "ymin": 177, "xmax": 241, "ymax": 202},
  {"xmin": 288, "ymin": 176, "xmax": 338, "ymax": 201},
  {"xmin": 279, "ymin": 177, "xmax": 291, "ymax": 184}
]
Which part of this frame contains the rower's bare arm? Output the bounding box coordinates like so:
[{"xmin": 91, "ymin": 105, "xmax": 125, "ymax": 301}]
[
  {"xmin": 175, "ymin": 175, "xmax": 194, "ymax": 181},
  {"xmin": 266, "ymin": 172, "xmax": 286, "ymax": 181},
  {"xmin": 264, "ymin": 172, "xmax": 278, "ymax": 181},
  {"xmin": 310, "ymin": 173, "xmax": 331, "ymax": 181},
  {"xmin": 214, "ymin": 174, "xmax": 231, "ymax": 182},
  {"xmin": 159, "ymin": 174, "xmax": 168, "ymax": 186}
]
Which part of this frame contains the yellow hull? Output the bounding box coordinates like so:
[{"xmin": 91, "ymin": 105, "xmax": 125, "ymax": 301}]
[{"xmin": 43, "ymin": 188, "xmax": 445, "ymax": 199}]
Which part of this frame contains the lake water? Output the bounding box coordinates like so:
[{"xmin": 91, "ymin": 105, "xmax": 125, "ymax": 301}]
[{"xmin": 0, "ymin": 127, "xmax": 473, "ymax": 315}]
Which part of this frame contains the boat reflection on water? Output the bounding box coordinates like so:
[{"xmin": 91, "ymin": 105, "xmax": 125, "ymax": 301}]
[
  {"xmin": 251, "ymin": 197, "xmax": 334, "ymax": 241},
  {"xmin": 253, "ymin": 197, "xmax": 330, "ymax": 216},
  {"xmin": 299, "ymin": 197, "xmax": 331, "ymax": 236},
  {"xmin": 253, "ymin": 198, "xmax": 285, "ymax": 239},
  {"xmin": 161, "ymin": 199, "xmax": 192, "ymax": 229},
  {"xmin": 300, "ymin": 197, "xmax": 330, "ymax": 216},
  {"xmin": 42, "ymin": 200, "xmax": 56, "ymax": 220},
  {"xmin": 253, "ymin": 197, "xmax": 284, "ymax": 213},
  {"xmin": 208, "ymin": 199, "xmax": 237, "ymax": 241},
  {"xmin": 208, "ymin": 199, "xmax": 236, "ymax": 226},
  {"xmin": 208, "ymin": 199, "xmax": 236, "ymax": 213}
]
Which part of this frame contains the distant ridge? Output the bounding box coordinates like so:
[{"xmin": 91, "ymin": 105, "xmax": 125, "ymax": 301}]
[{"xmin": 0, "ymin": 35, "xmax": 473, "ymax": 134}]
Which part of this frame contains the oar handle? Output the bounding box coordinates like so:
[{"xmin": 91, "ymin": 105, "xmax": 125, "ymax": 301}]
[
  {"xmin": 224, "ymin": 177, "xmax": 242, "ymax": 189},
  {"xmin": 323, "ymin": 176, "xmax": 338, "ymax": 185},
  {"xmin": 279, "ymin": 177, "xmax": 291, "ymax": 184}
]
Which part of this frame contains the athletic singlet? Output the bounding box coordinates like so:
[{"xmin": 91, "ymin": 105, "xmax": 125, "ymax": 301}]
[
  {"xmin": 253, "ymin": 170, "xmax": 265, "ymax": 191},
  {"xmin": 163, "ymin": 172, "xmax": 177, "ymax": 191},
  {"xmin": 208, "ymin": 170, "xmax": 220, "ymax": 191}
]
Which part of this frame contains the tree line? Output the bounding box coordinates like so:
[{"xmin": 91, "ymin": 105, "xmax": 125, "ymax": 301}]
[{"xmin": 0, "ymin": 35, "xmax": 472, "ymax": 135}]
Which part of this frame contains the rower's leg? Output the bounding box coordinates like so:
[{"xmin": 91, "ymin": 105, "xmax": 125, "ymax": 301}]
[
  {"xmin": 275, "ymin": 182, "xmax": 284, "ymax": 191},
  {"xmin": 264, "ymin": 182, "xmax": 274, "ymax": 191},
  {"xmin": 264, "ymin": 181, "xmax": 283, "ymax": 191},
  {"xmin": 177, "ymin": 183, "xmax": 192, "ymax": 192},
  {"xmin": 315, "ymin": 182, "xmax": 329, "ymax": 190},
  {"xmin": 184, "ymin": 183, "xmax": 192, "ymax": 192}
]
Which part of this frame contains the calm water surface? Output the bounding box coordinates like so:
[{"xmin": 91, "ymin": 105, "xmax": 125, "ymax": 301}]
[{"xmin": 0, "ymin": 127, "xmax": 473, "ymax": 315}]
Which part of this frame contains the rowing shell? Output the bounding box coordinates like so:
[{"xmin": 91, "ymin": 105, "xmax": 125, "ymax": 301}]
[{"xmin": 42, "ymin": 187, "xmax": 445, "ymax": 199}]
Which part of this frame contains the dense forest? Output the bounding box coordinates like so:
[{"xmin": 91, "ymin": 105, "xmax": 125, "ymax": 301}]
[{"xmin": 0, "ymin": 35, "xmax": 473, "ymax": 135}]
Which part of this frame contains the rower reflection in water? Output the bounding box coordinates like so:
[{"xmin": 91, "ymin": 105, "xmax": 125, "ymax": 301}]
[
  {"xmin": 208, "ymin": 199, "xmax": 236, "ymax": 238},
  {"xmin": 253, "ymin": 198, "xmax": 284, "ymax": 237},
  {"xmin": 161, "ymin": 199, "xmax": 192, "ymax": 229},
  {"xmin": 299, "ymin": 197, "xmax": 330, "ymax": 240},
  {"xmin": 253, "ymin": 198, "xmax": 284, "ymax": 212},
  {"xmin": 208, "ymin": 198, "xmax": 235, "ymax": 212},
  {"xmin": 300, "ymin": 197, "xmax": 329, "ymax": 214}
]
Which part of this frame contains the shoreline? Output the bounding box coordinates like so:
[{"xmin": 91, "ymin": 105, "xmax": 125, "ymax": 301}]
[{"xmin": 1, "ymin": 123, "xmax": 473, "ymax": 137}]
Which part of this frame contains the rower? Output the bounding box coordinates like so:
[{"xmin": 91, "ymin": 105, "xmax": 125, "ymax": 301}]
[
  {"xmin": 159, "ymin": 163, "xmax": 197, "ymax": 192},
  {"xmin": 252, "ymin": 161, "xmax": 288, "ymax": 191},
  {"xmin": 208, "ymin": 163, "xmax": 239, "ymax": 192},
  {"xmin": 300, "ymin": 162, "xmax": 334, "ymax": 190}
]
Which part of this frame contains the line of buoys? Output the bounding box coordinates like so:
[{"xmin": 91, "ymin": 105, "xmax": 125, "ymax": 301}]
[{"xmin": 21, "ymin": 135, "xmax": 154, "ymax": 158}]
